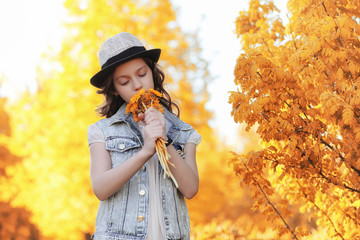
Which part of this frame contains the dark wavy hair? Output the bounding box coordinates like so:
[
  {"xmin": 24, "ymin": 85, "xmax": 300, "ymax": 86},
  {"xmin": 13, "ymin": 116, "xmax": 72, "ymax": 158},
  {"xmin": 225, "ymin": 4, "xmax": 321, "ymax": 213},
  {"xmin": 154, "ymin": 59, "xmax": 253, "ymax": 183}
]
[{"xmin": 95, "ymin": 57, "xmax": 180, "ymax": 118}]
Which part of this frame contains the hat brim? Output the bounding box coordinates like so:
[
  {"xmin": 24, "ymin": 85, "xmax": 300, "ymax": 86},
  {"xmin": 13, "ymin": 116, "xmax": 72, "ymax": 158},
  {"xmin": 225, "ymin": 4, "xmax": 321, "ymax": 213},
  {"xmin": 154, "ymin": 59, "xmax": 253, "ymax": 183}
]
[{"xmin": 90, "ymin": 48, "xmax": 161, "ymax": 88}]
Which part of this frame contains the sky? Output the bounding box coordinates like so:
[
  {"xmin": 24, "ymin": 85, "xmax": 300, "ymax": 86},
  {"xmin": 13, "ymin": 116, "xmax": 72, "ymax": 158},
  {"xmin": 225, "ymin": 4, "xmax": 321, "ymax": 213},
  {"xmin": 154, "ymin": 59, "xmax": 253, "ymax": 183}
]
[
  {"xmin": 173, "ymin": 0, "xmax": 246, "ymax": 146},
  {"xmin": 174, "ymin": 0, "xmax": 287, "ymax": 147},
  {"xmin": 0, "ymin": 0, "xmax": 288, "ymax": 148}
]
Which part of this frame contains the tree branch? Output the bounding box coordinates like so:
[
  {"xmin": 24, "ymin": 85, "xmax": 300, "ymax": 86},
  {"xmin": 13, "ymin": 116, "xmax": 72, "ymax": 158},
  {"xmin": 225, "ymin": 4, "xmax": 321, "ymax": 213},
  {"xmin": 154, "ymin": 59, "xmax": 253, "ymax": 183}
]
[
  {"xmin": 321, "ymin": 2, "xmax": 343, "ymax": 48},
  {"xmin": 306, "ymin": 155, "xmax": 360, "ymax": 194},
  {"xmin": 243, "ymin": 163, "xmax": 299, "ymax": 240},
  {"xmin": 286, "ymin": 14, "xmax": 298, "ymax": 50},
  {"xmin": 320, "ymin": 138, "xmax": 360, "ymax": 177},
  {"xmin": 261, "ymin": 36, "xmax": 274, "ymax": 57},
  {"xmin": 305, "ymin": 191, "xmax": 345, "ymax": 240}
]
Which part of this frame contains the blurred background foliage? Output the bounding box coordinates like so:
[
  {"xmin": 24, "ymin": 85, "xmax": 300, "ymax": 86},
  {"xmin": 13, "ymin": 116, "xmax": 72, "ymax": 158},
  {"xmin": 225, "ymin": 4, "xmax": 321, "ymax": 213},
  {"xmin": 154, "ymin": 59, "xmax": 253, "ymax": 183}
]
[{"xmin": 1, "ymin": 0, "xmax": 359, "ymax": 239}]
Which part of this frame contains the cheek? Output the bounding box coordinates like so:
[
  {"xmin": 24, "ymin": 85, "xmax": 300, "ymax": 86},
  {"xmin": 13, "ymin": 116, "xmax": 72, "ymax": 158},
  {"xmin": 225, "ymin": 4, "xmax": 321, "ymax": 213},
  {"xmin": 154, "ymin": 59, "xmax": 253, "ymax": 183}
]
[
  {"xmin": 114, "ymin": 86, "xmax": 129, "ymax": 100},
  {"xmin": 121, "ymin": 90, "xmax": 131, "ymax": 100},
  {"xmin": 145, "ymin": 76, "xmax": 155, "ymax": 88},
  {"xmin": 113, "ymin": 85, "xmax": 122, "ymax": 96}
]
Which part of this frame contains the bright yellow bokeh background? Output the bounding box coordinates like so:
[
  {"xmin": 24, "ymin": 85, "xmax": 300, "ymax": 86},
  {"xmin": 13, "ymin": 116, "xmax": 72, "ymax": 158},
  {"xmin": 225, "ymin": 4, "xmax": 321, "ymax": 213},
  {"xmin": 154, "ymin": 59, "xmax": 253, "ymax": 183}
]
[{"xmin": 1, "ymin": 0, "xmax": 359, "ymax": 239}]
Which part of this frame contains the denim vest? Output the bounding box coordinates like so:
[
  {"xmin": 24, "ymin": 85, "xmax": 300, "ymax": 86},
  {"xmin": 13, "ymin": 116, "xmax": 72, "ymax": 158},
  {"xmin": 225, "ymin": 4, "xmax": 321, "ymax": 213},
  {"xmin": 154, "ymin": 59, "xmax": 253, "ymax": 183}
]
[{"xmin": 92, "ymin": 103, "xmax": 195, "ymax": 240}]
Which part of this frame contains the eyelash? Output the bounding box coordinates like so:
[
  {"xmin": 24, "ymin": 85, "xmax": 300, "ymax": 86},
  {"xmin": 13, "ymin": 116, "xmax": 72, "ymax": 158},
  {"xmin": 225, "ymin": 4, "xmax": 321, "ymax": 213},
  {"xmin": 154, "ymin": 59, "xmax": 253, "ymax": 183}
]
[
  {"xmin": 118, "ymin": 72, "xmax": 147, "ymax": 85},
  {"xmin": 139, "ymin": 72, "xmax": 146, "ymax": 77}
]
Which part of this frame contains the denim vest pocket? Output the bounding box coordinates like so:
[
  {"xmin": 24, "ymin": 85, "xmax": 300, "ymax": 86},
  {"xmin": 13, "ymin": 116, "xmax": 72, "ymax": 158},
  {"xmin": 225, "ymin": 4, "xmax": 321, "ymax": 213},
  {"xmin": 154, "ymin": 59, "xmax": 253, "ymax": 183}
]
[
  {"xmin": 105, "ymin": 136, "xmax": 141, "ymax": 167},
  {"xmin": 106, "ymin": 136, "xmax": 140, "ymax": 151}
]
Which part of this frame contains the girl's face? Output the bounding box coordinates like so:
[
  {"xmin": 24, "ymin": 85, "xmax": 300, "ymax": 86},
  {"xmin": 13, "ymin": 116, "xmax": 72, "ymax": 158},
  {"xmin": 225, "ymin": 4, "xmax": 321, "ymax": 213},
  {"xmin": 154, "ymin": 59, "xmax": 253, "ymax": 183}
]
[{"xmin": 113, "ymin": 58, "xmax": 154, "ymax": 103}]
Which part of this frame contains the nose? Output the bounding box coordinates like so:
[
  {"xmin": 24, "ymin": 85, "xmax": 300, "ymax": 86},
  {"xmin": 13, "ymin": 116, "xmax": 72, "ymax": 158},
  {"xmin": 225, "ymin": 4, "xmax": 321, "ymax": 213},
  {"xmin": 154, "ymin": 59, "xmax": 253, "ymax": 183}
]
[{"xmin": 133, "ymin": 78, "xmax": 143, "ymax": 91}]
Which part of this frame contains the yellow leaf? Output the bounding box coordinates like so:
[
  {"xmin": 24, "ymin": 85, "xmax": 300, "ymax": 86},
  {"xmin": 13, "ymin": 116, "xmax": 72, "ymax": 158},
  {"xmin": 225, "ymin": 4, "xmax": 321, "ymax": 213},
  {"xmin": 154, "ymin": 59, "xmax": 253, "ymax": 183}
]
[
  {"xmin": 342, "ymin": 106, "xmax": 354, "ymax": 124},
  {"xmin": 336, "ymin": 68, "xmax": 343, "ymax": 80}
]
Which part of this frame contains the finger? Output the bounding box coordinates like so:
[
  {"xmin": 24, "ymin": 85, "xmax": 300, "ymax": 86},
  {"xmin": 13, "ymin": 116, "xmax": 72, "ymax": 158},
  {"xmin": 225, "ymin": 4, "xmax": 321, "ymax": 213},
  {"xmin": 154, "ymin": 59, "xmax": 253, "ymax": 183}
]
[
  {"xmin": 144, "ymin": 113, "xmax": 161, "ymax": 125},
  {"xmin": 145, "ymin": 106, "xmax": 156, "ymax": 114},
  {"xmin": 145, "ymin": 107, "xmax": 164, "ymax": 118},
  {"xmin": 138, "ymin": 113, "xmax": 144, "ymax": 121},
  {"xmin": 148, "ymin": 123, "xmax": 167, "ymax": 140},
  {"xmin": 146, "ymin": 121, "xmax": 162, "ymax": 132},
  {"xmin": 137, "ymin": 113, "xmax": 145, "ymax": 121},
  {"xmin": 144, "ymin": 115, "xmax": 155, "ymax": 125},
  {"xmin": 145, "ymin": 111, "xmax": 165, "ymax": 126}
]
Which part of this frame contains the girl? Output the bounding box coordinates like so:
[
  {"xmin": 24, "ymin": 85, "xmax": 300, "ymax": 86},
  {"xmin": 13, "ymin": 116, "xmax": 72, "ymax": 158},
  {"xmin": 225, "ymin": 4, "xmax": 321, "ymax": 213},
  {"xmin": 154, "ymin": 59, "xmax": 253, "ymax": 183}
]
[{"xmin": 87, "ymin": 32, "xmax": 201, "ymax": 240}]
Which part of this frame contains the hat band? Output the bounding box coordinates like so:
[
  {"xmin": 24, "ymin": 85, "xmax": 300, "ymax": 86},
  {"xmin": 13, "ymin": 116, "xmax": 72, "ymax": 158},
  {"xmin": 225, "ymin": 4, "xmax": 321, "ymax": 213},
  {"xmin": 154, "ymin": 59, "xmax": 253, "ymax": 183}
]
[{"xmin": 101, "ymin": 46, "xmax": 146, "ymax": 69}]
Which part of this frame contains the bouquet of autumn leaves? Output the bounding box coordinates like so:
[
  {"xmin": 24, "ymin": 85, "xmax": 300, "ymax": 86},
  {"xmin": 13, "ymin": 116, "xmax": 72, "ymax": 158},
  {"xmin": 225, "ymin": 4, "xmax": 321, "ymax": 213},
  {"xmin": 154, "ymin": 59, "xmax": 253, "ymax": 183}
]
[{"xmin": 126, "ymin": 89, "xmax": 178, "ymax": 188}]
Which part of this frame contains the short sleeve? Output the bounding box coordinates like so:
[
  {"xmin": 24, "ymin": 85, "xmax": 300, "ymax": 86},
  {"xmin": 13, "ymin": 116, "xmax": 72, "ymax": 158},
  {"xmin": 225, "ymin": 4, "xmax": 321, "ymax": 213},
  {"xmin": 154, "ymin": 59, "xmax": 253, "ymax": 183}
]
[
  {"xmin": 186, "ymin": 131, "xmax": 201, "ymax": 146},
  {"xmin": 87, "ymin": 124, "xmax": 105, "ymax": 146}
]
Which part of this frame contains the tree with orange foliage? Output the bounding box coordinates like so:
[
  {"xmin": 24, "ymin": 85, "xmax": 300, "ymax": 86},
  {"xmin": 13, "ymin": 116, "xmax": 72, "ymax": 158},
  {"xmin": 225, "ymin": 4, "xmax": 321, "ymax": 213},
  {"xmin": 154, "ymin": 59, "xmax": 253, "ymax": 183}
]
[
  {"xmin": 0, "ymin": 94, "xmax": 42, "ymax": 240},
  {"xmin": 230, "ymin": 0, "xmax": 360, "ymax": 239}
]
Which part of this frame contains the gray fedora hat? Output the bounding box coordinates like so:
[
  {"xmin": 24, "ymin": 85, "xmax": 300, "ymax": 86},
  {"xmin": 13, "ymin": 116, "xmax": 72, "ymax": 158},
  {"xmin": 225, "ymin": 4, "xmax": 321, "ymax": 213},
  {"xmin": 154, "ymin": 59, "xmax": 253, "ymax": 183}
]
[{"xmin": 90, "ymin": 32, "xmax": 161, "ymax": 88}]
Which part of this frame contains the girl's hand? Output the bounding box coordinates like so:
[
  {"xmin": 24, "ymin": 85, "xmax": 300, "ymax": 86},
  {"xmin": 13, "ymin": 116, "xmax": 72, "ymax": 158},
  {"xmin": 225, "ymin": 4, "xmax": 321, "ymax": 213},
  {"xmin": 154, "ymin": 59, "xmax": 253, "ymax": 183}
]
[
  {"xmin": 144, "ymin": 107, "xmax": 166, "ymax": 134},
  {"xmin": 140, "ymin": 107, "xmax": 166, "ymax": 155}
]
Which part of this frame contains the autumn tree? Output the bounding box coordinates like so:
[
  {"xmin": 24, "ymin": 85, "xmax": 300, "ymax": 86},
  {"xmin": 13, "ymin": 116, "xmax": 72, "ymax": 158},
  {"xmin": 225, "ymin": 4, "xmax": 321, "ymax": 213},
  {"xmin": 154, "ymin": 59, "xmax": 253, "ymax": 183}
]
[
  {"xmin": 0, "ymin": 89, "xmax": 42, "ymax": 240},
  {"xmin": 190, "ymin": 125, "xmax": 289, "ymax": 240},
  {"xmin": 230, "ymin": 0, "xmax": 360, "ymax": 239}
]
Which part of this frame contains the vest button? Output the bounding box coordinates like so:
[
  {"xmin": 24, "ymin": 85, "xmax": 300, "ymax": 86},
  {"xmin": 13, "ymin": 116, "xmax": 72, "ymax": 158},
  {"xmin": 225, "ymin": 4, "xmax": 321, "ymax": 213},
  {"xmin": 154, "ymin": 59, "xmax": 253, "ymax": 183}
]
[
  {"xmin": 137, "ymin": 215, "xmax": 144, "ymax": 222},
  {"xmin": 118, "ymin": 143, "xmax": 125, "ymax": 150},
  {"xmin": 142, "ymin": 165, "xmax": 146, "ymax": 171},
  {"xmin": 164, "ymin": 217, "xmax": 169, "ymax": 226},
  {"xmin": 139, "ymin": 189, "xmax": 146, "ymax": 196}
]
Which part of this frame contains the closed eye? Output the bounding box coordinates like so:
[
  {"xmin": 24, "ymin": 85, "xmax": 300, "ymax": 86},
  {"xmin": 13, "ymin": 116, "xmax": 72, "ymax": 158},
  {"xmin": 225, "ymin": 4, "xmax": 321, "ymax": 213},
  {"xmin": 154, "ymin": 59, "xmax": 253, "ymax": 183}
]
[
  {"xmin": 120, "ymin": 80, "xmax": 129, "ymax": 86},
  {"xmin": 138, "ymin": 71, "xmax": 147, "ymax": 77}
]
